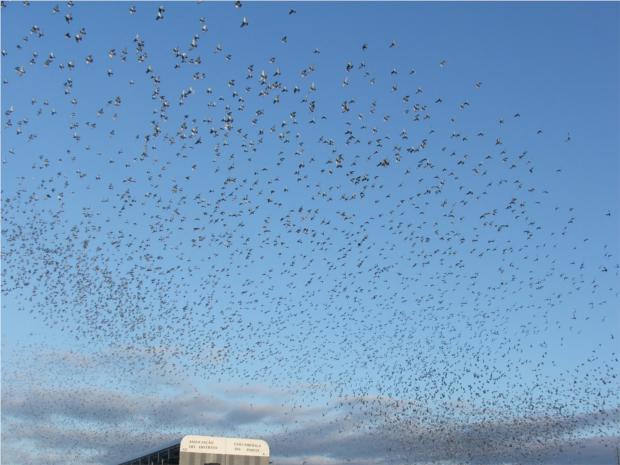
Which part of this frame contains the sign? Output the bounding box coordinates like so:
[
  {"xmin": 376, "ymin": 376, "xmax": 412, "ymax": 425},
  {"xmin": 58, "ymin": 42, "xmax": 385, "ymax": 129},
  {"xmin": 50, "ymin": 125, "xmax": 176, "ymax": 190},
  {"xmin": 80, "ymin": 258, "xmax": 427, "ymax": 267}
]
[{"xmin": 180, "ymin": 435, "xmax": 269, "ymax": 457}]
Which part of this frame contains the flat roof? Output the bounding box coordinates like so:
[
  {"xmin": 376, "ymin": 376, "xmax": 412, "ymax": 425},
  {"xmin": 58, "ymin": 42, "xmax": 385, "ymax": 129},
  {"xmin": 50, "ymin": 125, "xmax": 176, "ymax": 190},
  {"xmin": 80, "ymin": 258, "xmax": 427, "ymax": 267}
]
[{"xmin": 117, "ymin": 440, "xmax": 181, "ymax": 465}]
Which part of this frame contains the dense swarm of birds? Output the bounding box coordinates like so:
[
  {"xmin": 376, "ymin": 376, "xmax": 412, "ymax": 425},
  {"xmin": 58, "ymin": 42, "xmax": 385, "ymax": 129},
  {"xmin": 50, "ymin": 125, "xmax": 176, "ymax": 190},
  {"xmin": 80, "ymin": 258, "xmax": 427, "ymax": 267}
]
[{"xmin": 1, "ymin": 2, "xmax": 619, "ymax": 465}]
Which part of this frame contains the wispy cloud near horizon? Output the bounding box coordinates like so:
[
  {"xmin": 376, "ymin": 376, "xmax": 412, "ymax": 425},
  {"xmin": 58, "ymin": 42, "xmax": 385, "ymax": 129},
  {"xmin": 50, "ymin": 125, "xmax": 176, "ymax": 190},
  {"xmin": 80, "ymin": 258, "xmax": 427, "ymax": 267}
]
[{"xmin": 2, "ymin": 378, "xmax": 618, "ymax": 465}]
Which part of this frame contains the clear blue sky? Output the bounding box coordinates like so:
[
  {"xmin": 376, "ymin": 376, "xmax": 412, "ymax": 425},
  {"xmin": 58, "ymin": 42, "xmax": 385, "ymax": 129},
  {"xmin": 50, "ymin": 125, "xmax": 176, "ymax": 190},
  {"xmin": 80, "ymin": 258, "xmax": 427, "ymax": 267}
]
[{"xmin": 1, "ymin": 2, "xmax": 619, "ymax": 465}]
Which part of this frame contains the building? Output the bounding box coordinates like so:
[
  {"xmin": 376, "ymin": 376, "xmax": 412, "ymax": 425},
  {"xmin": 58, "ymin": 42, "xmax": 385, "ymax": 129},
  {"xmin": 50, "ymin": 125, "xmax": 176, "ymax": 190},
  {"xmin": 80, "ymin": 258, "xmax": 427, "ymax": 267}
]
[{"xmin": 117, "ymin": 435, "xmax": 270, "ymax": 465}]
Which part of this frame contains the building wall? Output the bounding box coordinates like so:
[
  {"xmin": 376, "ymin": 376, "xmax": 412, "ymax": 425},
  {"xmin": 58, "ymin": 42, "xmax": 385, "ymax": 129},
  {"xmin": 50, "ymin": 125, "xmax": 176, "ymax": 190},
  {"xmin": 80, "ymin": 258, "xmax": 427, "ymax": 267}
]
[{"xmin": 180, "ymin": 452, "xmax": 269, "ymax": 465}]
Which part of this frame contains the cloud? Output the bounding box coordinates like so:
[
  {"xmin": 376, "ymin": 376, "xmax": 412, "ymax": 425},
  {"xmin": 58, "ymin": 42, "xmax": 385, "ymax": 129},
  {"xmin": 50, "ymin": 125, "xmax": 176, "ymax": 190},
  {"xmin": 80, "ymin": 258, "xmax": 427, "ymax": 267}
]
[
  {"xmin": 2, "ymin": 350, "xmax": 618, "ymax": 465},
  {"xmin": 265, "ymin": 404, "xmax": 620, "ymax": 465},
  {"xmin": 2, "ymin": 407, "xmax": 618, "ymax": 465},
  {"xmin": 1, "ymin": 424, "xmax": 180, "ymax": 465},
  {"xmin": 3, "ymin": 387, "xmax": 144, "ymax": 423},
  {"xmin": 2, "ymin": 389, "xmax": 620, "ymax": 465},
  {"xmin": 1, "ymin": 385, "xmax": 302, "ymax": 430}
]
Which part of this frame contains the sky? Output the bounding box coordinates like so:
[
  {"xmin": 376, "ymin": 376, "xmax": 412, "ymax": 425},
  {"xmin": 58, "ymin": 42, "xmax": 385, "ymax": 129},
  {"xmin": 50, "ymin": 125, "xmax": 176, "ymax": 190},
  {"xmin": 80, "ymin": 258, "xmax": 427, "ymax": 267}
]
[{"xmin": 1, "ymin": 2, "xmax": 619, "ymax": 465}]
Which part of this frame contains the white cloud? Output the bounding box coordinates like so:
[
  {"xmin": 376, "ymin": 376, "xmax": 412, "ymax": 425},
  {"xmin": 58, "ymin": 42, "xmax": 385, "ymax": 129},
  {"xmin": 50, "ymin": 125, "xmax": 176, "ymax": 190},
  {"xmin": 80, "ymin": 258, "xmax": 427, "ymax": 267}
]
[{"xmin": 2, "ymin": 349, "xmax": 618, "ymax": 465}]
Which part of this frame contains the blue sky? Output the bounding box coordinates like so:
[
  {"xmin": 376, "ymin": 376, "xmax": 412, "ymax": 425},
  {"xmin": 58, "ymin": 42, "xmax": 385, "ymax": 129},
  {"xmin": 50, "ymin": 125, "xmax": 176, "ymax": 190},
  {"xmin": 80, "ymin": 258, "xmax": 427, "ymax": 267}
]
[{"xmin": 1, "ymin": 2, "xmax": 619, "ymax": 465}]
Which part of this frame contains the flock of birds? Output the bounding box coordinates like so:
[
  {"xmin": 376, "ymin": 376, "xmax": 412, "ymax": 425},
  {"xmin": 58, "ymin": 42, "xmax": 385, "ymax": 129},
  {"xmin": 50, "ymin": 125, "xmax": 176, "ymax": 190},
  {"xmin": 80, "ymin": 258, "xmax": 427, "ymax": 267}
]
[{"xmin": 1, "ymin": 2, "xmax": 619, "ymax": 465}]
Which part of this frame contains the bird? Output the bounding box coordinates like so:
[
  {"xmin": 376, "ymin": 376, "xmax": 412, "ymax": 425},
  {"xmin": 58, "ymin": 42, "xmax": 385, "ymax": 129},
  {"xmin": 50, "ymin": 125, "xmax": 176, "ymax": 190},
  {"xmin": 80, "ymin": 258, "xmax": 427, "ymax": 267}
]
[
  {"xmin": 0, "ymin": 4, "xmax": 615, "ymax": 465},
  {"xmin": 155, "ymin": 5, "xmax": 164, "ymax": 20}
]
